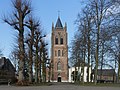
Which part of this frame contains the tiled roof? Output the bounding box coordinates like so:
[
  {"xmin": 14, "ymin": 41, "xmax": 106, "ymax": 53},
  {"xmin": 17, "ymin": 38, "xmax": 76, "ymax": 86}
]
[
  {"xmin": 97, "ymin": 69, "xmax": 116, "ymax": 76},
  {"xmin": 0, "ymin": 57, "xmax": 15, "ymax": 71},
  {"xmin": 0, "ymin": 57, "xmax": 5, "ymax": 69}
]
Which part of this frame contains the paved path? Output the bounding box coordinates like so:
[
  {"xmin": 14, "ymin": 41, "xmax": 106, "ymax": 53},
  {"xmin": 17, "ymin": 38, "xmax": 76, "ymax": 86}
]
[{"xmin": 0, "ymin": 84, "xmax": 119, "ymax": 90}]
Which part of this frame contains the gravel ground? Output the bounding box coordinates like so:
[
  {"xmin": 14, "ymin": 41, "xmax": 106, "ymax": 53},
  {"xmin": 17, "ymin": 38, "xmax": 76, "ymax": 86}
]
[{"xmin": 0, "ymin": 84, "xmax": 119, "ymax": 90}]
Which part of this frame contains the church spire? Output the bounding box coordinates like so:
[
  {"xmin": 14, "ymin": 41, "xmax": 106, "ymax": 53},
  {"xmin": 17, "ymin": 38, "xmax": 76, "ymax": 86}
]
[{"xmin": 55, "ymin": 16, "xmax": 63, "ymax": 29}]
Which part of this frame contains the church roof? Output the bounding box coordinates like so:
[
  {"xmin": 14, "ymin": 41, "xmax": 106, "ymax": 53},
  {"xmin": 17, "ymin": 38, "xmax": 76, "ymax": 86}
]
[
  {"xmin": 97, "ymin": 69, "xmax": 116, "ymax": 76},
  {"xmin": 0, "ymin": 57, "xmax": 15, "ymax": 71},
  {"xmin": 55, "ymin": 17, "xmax": 63, "ymax": 29}
]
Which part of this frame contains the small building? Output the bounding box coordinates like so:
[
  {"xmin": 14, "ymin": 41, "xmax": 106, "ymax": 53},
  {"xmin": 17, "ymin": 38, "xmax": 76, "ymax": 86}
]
[
  {"xmin": 0, "ymin": 57, "xmax": 16, "ymax": 84},
  {"xmin": 97, "ymin": 69, "xmax": 116, "ymax": 83},
  {"xmin": 69, "ymin": 61, "xmax": 92, "ymax": 83}
]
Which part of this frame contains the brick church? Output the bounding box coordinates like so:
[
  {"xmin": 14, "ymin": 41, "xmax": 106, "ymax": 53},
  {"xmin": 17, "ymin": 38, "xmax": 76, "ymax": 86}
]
[{"xmin": 49, "ymin": 16, "xmax": 68, "ymax": 82}]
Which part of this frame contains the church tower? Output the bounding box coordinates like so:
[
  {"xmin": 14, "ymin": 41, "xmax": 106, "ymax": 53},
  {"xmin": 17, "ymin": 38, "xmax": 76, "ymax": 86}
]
[{"xmin": 51, "ymin": 16, "xmax": 68, "ymax": 82}]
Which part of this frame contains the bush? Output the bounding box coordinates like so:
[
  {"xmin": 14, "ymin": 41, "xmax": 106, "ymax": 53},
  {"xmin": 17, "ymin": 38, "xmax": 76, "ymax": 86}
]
[{"xmin": 16, "ymin": 80, "xmax": 29, "ymax": 86}]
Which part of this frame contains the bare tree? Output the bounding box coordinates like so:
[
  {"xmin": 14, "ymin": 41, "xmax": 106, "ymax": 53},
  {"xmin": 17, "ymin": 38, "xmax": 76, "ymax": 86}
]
[
  {"xmin": 34, "ymin": 30, "xmax": 40, "ymax": 83},
  {"xmin": 108, "ymin": 34, "xmax": 120, "ymax": 83},
  {"xmin": 70, "ymin": 33, "xmax": 81, "ymax": 83},
  {"xmin": 40, "ymin": 41, "xmax": 48, "ymax": 83},
  {"xmin": 74, "ymin": 5, "xmax": 95, "ymax": 83},
  {"xmin": 88, "ymin": 0, "xmax": 113, "ymax": 84},
  {"xmin": 25, "ymin": 16, "xmax": 39, "ymax": 83},
  {"xmin": 3, "ymin": 0, "xmax": 31, "ymax": 84},
  {"xmin": 33, "ymin": 28, "xmax": 46, "ymax": 83},
  {"xmin": 71, "ymin": 15, "xmax": 88, "ymax": 83},
  {"xmin": 82, "ymin": 6, "xmax": 94, "ymax": 83},
  {"xmin": 9, "ymin": 48, "xmax": 19, "ymax": 71},
  {"xmin": 0, "ymin": 49, "xmax": 3, "ymax": 57},
  {"xmin": 73, "ymin": 0, "xmax": 119, "ymax": 84}
]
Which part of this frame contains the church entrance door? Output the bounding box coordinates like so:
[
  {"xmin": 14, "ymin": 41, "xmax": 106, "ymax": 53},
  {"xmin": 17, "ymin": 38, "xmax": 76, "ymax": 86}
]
[{"xmin": 58, "ymin": 77, "xmax": 61, "ymax": 82}]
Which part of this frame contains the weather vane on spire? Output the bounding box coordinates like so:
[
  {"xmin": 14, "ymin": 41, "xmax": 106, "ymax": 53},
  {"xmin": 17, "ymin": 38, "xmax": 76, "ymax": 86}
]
[{"xmin": 58, "ymin": 10, "xmax": 60, "ymax": 17}]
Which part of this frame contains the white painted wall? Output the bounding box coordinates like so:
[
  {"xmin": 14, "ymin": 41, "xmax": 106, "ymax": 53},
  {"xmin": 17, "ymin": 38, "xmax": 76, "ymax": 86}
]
[{"xmin": 69, "ymin": 66, "xmax": 91, "ymax": 82}]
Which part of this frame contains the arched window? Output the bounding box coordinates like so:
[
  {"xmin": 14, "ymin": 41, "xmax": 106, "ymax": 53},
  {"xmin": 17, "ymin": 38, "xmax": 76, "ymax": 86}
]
[
  {"xmin": 58, "ymin": 50, "xmax": 60, "ymax": 56},
  {"xmin": 60, "ymin": 37, "xmax": 63, "ymax": 44},
  {"xmin": 57, "ymin": 61, "xmax": 61, "ymax": 71},
  {"xmin": 55, "ymin": 37, "xmax": 58, "ymax": 44}
]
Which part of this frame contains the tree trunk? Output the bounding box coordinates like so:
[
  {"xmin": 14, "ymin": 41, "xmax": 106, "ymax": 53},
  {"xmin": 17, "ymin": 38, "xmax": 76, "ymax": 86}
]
[
  {"xmin": 28, "ymin": 30, "xmax": 34, "ymax": 83},
  {"xmin": 118, "ymin": 56, "xmax": 120, "ymax": 83},
  {"xmin": 95, "ymin": 28, "xmax": 100, "ymax": 85},
  {"xmin": 82, "ymin": 49, "xmax": 86, "ymax": 84},
  {"xmin": 94, "ymin": 1, "xmax": 102, "ymax": 85},
  {"xmin": 100, "ymin": 42, "xmax": 104, "ymax": 80},
  {"xmin": 42, "ymin": 49, "xmax": 46, "ymax": 82},
  {"xmin": 38, "ymin": 49, "xmax": 42, "ymax": 83},
  {"xmin": 18, "ymin": 32, "xmax": 25, "ymax": 82},
  {"xmin": 87, "ymin": 31, "xmax": 90, "ymax": 82},
  {"xmin": 35, "ymin": 46, "xmax": 39, "ymax": 83},
  {"xmin": 28, "ymin": 44, "xmax": 33, "ymax": 83}
]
